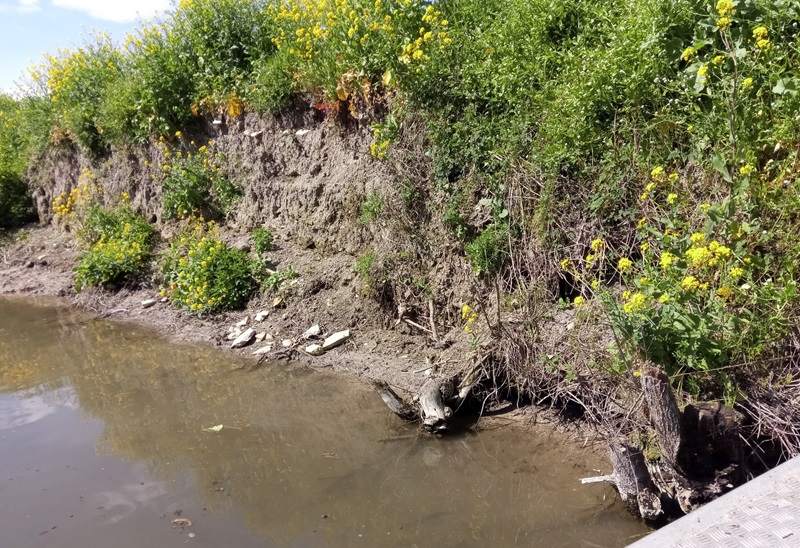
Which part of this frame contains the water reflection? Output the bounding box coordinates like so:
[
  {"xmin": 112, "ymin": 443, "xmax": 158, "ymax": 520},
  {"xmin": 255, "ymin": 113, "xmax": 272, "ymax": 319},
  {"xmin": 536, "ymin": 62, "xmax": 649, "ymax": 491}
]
[{"xmin": 0, "ymin": 297, "xmax": 648, "ymax": 547}]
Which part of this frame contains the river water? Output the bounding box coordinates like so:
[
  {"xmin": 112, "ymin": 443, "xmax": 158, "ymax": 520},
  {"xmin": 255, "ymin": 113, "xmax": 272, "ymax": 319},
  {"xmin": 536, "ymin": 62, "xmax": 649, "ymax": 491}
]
[{"xmin": 0, "ymin": 297, "xmax": 649, "ymax": 547}]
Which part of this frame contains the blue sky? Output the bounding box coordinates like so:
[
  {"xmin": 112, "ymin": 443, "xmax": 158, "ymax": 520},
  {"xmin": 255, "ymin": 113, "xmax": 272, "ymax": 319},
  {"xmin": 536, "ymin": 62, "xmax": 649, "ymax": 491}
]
[{"xmin": 0, "ymin": 0, "xmax": 172, "ymax": 93}]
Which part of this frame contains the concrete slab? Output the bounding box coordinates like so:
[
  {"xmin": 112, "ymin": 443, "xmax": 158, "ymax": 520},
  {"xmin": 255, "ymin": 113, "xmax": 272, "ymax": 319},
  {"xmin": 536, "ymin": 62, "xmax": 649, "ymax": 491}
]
[{"xmin": 630, "ymin": 456, "xmax": 800, "ymax": 547}]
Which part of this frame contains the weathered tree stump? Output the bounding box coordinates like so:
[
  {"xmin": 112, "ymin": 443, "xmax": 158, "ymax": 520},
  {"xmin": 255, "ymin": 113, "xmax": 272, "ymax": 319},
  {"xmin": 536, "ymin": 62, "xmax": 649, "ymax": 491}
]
[
  {"xmin": 583, "ymin": 364, "xmax": 746, "ymax": 520},
  {"xmin": 372, "ymin": 365, "xmax": 484, "ymax": 433}
]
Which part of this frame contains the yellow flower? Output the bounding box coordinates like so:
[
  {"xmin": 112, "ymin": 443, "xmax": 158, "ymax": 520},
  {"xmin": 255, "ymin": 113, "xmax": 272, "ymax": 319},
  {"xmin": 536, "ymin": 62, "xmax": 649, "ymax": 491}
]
[
  {"xmin": 659, "ymin": 294, "xmax": 670, "ymax": 304},
  {"xmin": 623, "ymin": 292, "xmax": 648, "ymax": 314},
  {"xmin": 640, "ymin": 242, "xmax": 650, "ymax": 252},
  {"xmin": 713, "ymin": 55, "xmax": 725, "ymax": 65},
  {"xmin": 591, "ymin": 238, "xmax": 605, "ymax": 252},
  {"xmin": 650, "ymin": 166, "xmax": 665, "ymax": 181},
  {"xmin": 586, "ymin": 254, "xmax": 595, "ymax": 263},
  {"xmin": 667, "ymin": 193, "xmax": 678, "ymax": 204},
  {"xmin": 638, "ymin": 217, "xmax": 648, "ymax": 229},
  {"xmin": 700, "ymin": 203, "xmax": 711, "ymax": 213},
  {"xmin": 681, "ymin": 47, "xmax": 696, "ymax": 62},
  {"xmin": 573, "ymin": 296, "xmax": 585, "ymax": 307},
  {"xmin": 741, "ymin": 77, "xmax": 753, "ymax": 90},
  {"xmin": 560, "ymin": 259, "xmax": 574, "ymax": 271},
  {"xmin": 740, "ymin": 164, "xmax": 754, "ymax": 175},
  {"xmin": 690, "ymin": 232, "xmax": 706, "ymax": 246},
  {"xmin": 717, "ymin": 286, "xmax": 733, "ymax": 300},
  {"xmin": 717, "ymin": 17, "xmax": 731, "ymax": 31},
  {"xmin": 622, "ymin": 290, "xmax": 632, "ymax": 300},
  {"xmin": 698, "ymin": 64, "xmax": 709, "ymax": 77},
  {"xmin": 617, "ymin": 257, "xmax": 633, "ymax": 274},
  {"xmin": 717, "ymin": 0, "xmax": 733, "ymax": 14},
  {"xmin": 175, "ymin": 130, "xmax": 182, "ymax": 137},
  {"xmin": 686, "ymin": 246, "xmax": 712, "ymax": 267},
  {"xmin": 591, "ymin": 279, "xmax": 600, "ymax": 290},
  {"xmin": 660, "ymin": 252, "xmax": 677, "ymax": 268},
  {"xmin": 681, "ymin": 276, "xmax": 700, "ymax": 292},
  {"xmin": 730, "ymin": 266, "xmax": 744, "ymax": 278}
]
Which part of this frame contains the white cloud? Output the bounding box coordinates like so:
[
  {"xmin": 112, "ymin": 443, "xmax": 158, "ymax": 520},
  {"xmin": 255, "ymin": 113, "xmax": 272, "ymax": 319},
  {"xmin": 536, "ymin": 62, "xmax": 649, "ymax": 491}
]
[
  {"xmin": 0, "ymin": 0, "xmax": 41, "ymax": 13},
  {"xmin": 51, "ymin": 0, "xmax": 171, "ymax": 23}
]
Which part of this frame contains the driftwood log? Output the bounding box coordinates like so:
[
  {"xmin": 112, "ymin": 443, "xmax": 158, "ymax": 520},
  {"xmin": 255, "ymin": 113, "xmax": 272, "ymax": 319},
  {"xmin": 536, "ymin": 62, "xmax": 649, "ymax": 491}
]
[
  {"xmin": 372, "ymin": 365, "xmax": 483, "ymax": 433},
  {"xmin": 583, "ymin": 364, "xmax": 745, "ymax": 520}
]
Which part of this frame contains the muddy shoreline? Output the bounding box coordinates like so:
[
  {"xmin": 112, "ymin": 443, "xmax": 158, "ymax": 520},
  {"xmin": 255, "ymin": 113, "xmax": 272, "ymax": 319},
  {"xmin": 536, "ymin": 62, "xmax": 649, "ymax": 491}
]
[{"xmin": 0, "ymin": 223, "xmax": 590, "ymax": 440}]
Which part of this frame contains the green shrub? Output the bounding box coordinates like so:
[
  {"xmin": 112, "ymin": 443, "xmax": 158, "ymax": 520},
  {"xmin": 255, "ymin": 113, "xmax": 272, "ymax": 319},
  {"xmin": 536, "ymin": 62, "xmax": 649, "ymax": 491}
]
[
  {"xmin": 360, "ymin": 192, "xmax": 384, "ymax": 225},
  {"xmin": 465, "ymin": 223, "xmax": 509, "ymax": 275},
  {"xmin": 355, "ymin": 251, "xmax": 377, "ymax": 284},
  {"xmin": 158, "ymin": 139, "xmax": 240, "ymax": 219},
  {"xmin": 99, "ymin": 22, "xmax": 198, "ymax": 144},
  {"xmin": 74, "ymin": 205, "xmax": 155, "ymax": 291},
  {"xmin": 0, "ymin": 171, "xmax": 35, "ymax": 229},
  {"xmin": 251, "ymin": 227, "xmax": 274, "ymax": 255},
  {"xmin": 29, "ymin": 32, "xmax": 122, "ymax": 151},
  {"xmin": 248, "ymin": 51, "xmax": 296, "ymax": 113},
  {"xmin": 161, "ymin": 221, "xmax": 257, "ymax": 314},
  {"xmin": 170, "ymin": 0, "xmax": 278, "ymax": 106}
]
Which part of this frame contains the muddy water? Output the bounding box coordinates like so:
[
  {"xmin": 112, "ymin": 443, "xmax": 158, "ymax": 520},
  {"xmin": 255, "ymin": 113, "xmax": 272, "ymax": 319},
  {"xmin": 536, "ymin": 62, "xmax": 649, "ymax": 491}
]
[{"xmin": 0, "ymin": 298, "xmax": 649, "ymax": 547}]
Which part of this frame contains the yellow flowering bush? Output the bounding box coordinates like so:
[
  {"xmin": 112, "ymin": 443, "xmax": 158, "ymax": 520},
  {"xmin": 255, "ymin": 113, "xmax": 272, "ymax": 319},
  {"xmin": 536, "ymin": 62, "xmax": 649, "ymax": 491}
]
[
  {"xmin": 74, "ymin": 205, "xmax": 156, "ymax": 291},
  {"xmin": 562, "ymin": 161, "xmax": 799, "ymax": 384},
  {"xmin": 270, "ymin": 0, "xmax": 451, "ymax": 102},
  {"xmin": 29, "ymin": 32, "xmax": 121, "ymax": 150},
  {"xmin": 161, "ymin": 221, "xmax": 257, "ymax": 315}
]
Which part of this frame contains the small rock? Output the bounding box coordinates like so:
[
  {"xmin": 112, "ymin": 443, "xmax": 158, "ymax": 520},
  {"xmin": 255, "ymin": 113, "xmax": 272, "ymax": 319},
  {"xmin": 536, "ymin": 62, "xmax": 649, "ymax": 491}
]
[
  {"xmin": 161, "ymin": 297, "xmax": 169, "ymax": 303},
  {"xmin": 249, "ymin": 130, "xmax": 263, "ymax": 138},
  {"xmin": 25, "ymin": 260, "xmax": 34, "ymax": 268},
  {"xmin": 236, "ymin": 316, "xmax": 249, "ymax": 328},
  {"xmin": 234, "ymin": 242, "xmax": 251, "ymax": 253},
  {"xmin": 255, "ymin": 332, "xmax": 266, "ymax": 342},
  {"xmin": 322, "ymin": 330, "xmax": 350, "ymax": 351},
  {"xmin": 231, "ymin": 328, "xmax": 256, "ymax": 349},
  {"xmin": 566, "ymin": 322, "xmax": 575, "ymax": 331},
  {"xmin": 303, "ymin": 324, "xmax": 321, "ymax": 339},
  {"xmin": 305, "ymin": 344, "xmax": 325, "ymax": 356},
  {"xmin": 212, "ymin": 119, "xmax": 223, "ymax": 126},
  {"xmin": 226, "ymin": 329, "xmax": 241, "ymax": 341},
  {"xmin": 281, "ymin": 339, "xmax": 293, "ymax": 348},
  {"xmin": 252, "ymin": 346, "xmax": 272, "ymax": 355},
  {"xmin": 273, "ymin": 297, "xmax": 284, "ymax": 309},
  {"xmin": 295, "ymin": 129, "xmax": 310, "ymax": 136},
  {"xmin": 255, "ymin": 311, "xmax": 269, "ymax": 322},
  {"xmin": 141, "ymin": 299, "xmax": 158, "ymax": 309},
  {"xmin": 264, "ymin": 334, "xmax": 275, "ymax": 343},
  {"xmin": 37, "ymin": 254, "xmax": 47, "ymax": 261}
]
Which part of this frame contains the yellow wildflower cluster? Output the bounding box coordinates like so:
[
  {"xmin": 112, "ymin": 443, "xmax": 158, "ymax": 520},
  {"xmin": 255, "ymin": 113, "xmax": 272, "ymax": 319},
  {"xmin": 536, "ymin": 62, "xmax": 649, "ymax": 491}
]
[
  {"xmin": 752, "ymin": 26, "xmax": 770, "ymax": 52},
  {"xmin": 273, "ymin": 0, "xmax": 399, "ymax": 60},
  {"xmin": 618, "ymin": 257, "xmax": 633, "ymax": 274},
  {"xmin": 163, "ymin": 224, "xmax": 227, "ymax": 312},
  {"xmin": 52, "ymin": 168, "xmax": 101, "ymax": 221},
  {"xmin": 0, "ymin": 107, "xmax": 20, "ymax": 133},
  {"xmin": 399, "ymin": 5, "xmax": 451, "ymax": 64},
  {"xmin": 461, "ymin": 304, "xmax": 479, "ymax": 333},
  {"xmin": 32, "ymin": 32, "xmax": 120, "ymax": 114},
  {"xmin": 622, "ymin": 292, "xmax": 648, "ymax": 314}
]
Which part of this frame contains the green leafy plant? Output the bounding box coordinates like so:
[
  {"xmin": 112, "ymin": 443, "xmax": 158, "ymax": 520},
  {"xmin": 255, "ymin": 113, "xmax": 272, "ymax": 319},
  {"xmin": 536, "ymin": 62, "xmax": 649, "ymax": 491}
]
[
  {"xmin": 465, "ymin": 223, "xmax": 509, "ymax": 275},
  {"xmin": 251, "ymin": 227, "xmax": 274, "ymax": 255},
  {"xmin": 158, "ymin": 139, "xmax": 240, "ymax": 219},
  {"xmin": 161, "ymin": 220, "xmax": 256, "ymax": 315},
  {"xmin": 74, "ymin": 204, "xmax": 155, "ymax": 291},
  {"xmin": 360, "ymin": 192, "xmax": 385, "ymax": 225},
  {"xmin": 263, "ymin": 265, "xmax": 298, "ymax": 291}
]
